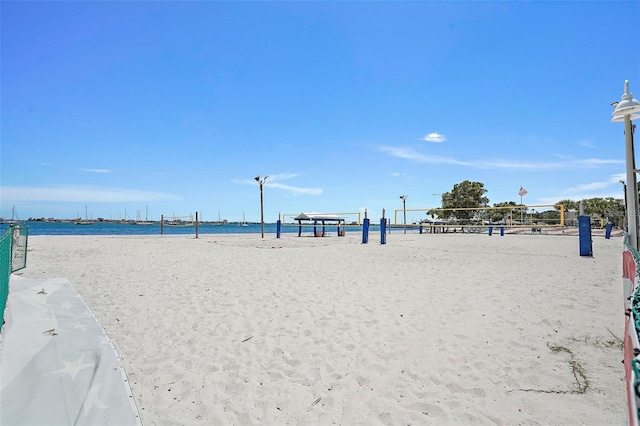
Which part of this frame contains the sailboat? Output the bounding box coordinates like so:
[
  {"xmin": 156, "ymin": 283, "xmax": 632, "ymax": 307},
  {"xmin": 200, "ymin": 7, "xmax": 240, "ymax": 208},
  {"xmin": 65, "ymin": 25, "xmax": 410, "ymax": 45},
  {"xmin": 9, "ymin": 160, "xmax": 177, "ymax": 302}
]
[
  {"xmin": 212, "ymin": 211, "xmax": 225, "ymax": 226},
  {"xmin": 1, "ymin": 206, "xmax": 21, "ymax": 224},
  {"xmin": 239, "ymin": 211, "xmax": 248, "ymax": 227},
  {"xmin": 117, "ymin": 210, "xmax": 132, "ymax": 225},
  {"xmin": 75, "ymin": 205, "xmax": 94, "ymax": 225},
  {"xmin": 135, "ymin": 206, "xmax": 154, "ymax": 225}
]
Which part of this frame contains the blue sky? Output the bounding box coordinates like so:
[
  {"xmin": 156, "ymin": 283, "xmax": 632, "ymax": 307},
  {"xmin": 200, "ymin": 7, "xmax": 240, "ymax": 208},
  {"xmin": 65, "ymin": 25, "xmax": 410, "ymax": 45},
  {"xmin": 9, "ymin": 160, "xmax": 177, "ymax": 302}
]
[{"xmin": 2, "ymin": 1, "xmax": 639, "ymax": 223}]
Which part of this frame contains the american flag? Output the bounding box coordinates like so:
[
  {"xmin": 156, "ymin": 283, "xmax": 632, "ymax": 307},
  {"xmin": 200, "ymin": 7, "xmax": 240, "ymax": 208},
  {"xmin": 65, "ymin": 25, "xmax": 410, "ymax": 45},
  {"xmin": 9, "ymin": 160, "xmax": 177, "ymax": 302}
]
[{"xmin": 518, "ymin": 186, "xmax": 528, "ymax": 196}]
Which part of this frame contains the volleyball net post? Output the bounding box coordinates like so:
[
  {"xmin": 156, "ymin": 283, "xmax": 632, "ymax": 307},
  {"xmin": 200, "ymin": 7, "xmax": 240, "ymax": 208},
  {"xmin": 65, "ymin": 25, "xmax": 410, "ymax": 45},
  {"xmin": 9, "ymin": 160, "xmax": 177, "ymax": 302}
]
[
  {"xmin": 362, "ymin": 209, "xmax": 369, "ymax": 244},
  {"xmin": 380, "ymin": 209, "xmax": 386, "ymax": 244}
]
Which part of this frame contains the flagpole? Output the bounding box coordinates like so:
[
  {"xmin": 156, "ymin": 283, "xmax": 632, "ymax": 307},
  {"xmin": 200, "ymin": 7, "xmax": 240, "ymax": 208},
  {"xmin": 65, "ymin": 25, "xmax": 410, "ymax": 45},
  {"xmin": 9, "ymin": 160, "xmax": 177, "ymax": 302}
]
[
  {"xmin": 518, "ymin": 186, "xmax": 527, "ymax": 224},
  {"xmin": 520, "ymin": 194, "xmax": 523, "ymax": 223}
]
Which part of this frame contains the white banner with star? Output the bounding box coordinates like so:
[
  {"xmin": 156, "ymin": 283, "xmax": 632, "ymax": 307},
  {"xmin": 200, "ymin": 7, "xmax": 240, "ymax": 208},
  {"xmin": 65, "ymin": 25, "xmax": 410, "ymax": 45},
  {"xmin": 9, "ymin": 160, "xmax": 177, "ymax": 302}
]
[{"xmin": 0, "ymin": 276, "xmax": 141, "ymax": 425}]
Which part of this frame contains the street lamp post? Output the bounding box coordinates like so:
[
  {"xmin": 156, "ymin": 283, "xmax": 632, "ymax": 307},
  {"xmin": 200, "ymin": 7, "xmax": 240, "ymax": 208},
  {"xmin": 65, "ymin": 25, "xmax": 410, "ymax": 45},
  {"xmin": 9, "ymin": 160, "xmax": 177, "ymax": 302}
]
[
  {"xmin": 612, "ymin": 80, "xmax": 640, "ymax": 249},
  {"xmin": 255, "ymin": 175, "xmax": 268, "ymax": 238},
  {"xmin": 399, "ymin": 195, "xmax": 407, "ymax": 234},
  {"xmin": 620, "ymin": 180, "xmax": 628, "ymax": 231}
]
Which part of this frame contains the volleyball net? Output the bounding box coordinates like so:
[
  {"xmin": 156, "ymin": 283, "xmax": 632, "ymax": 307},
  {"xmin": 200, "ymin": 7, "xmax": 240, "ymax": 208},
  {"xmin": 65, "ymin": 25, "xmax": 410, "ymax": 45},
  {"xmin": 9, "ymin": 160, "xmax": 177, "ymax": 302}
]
[
  {"xmin": 163, "ymin": 214, "xmax": 195, "ymax": 223},
  {"xmin": 393, "ymin": 204, "xmax": 568, "ymax": 229}
]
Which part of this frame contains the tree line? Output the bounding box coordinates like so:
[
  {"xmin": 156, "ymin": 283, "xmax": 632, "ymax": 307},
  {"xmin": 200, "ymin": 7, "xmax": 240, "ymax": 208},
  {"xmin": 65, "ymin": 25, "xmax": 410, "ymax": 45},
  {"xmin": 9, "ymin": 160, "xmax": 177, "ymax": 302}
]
[{"xmin": 430, "ymin": 180, "xmax": 626, "ymax": 226}]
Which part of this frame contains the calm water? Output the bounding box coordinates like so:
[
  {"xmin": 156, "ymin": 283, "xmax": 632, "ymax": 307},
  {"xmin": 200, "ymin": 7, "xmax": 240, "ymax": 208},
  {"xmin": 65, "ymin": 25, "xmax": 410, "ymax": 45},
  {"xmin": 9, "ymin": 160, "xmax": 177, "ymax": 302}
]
[{"xmin": 1, "ymin": 221, "xmax": 369, "ymax": 236}]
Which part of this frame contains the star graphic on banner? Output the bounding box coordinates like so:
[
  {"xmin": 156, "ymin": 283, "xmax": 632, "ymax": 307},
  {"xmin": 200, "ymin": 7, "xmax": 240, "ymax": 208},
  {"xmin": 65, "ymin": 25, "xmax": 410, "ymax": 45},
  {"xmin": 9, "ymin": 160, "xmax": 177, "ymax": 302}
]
[
  {"xmin": 73, "ymin": 322, "xmax": 88, "ymax": 332},
  {"xmin": 53, "ymin": 355, "xmax": 94, "ymax": 380},
  {"xmin": 60, "ymin": 301, "xmax": 73, "ymax": 310},
  {"xmin": 84, "ymin": 383, "xmax": 109, "ymax": 412}
]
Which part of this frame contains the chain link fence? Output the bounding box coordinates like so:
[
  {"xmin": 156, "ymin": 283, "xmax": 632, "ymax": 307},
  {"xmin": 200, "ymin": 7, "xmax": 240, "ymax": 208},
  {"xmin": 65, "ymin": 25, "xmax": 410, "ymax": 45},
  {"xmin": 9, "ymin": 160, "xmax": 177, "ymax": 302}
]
[
  {"xmin": 10, "ymin": 225, "xmax": 28, "ymax": 273},
  {"xmin": 1, "ymin": 225, "xmax": 29, "ymax": 331}
]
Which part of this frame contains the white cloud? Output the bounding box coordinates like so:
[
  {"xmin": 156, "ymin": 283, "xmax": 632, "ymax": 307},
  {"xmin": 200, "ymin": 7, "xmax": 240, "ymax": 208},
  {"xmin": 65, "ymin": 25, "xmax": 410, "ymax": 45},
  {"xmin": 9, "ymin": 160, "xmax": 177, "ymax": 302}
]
[
  {"xmin": 379, "ymin": 145, "xmax": 624, "ymax": 170},
  {"xmin": 81, "ymin": 168, "xmax": 112, "ymax": 173},
  {"xmin": 474, "ymin": 158, "xmax": 623, "ymax": 170},
  {"xmin": 267, "ymin": 182, "xmax": 322, "ymax": 195},
  {"xmin": 536, "ymin": 174, "xmax": 628, "ymax": 204},
  {"xmin": 572, "ymin": 158, "xmax": 624, "ymax": 167},
  {"xmin": 266, "ymin": 173, "xmax": 298, "ymax": 182},
  {"xmin": 1, "ymin": 185, "xmax": 181, "ymax": 202},
  {"xmin": 233, "ymin": 173, "xmax": 321, "ymax": 195},
  {"xmin": 563, "ymin": 174, "xmax": 629, "ymax": 194},
  {"xmin": 579, "ymin": 139, "xmax": 595, "ymax": 148},
  {"xmin": 233, "ymin": 173, "xmax": 299, "ymax": 186},
  {"xmin": 610, "ymin": 173, "xmax": 626, "ymax": 183},
  {"xmin": 422, "ymin": 132, "xmax": 446, "ymax": 143},
  {"xmin": 567, "ymin": 182, "xmax": 609, "ymax": 192},
  {"xmin": 359, "ymin": 206, "xmax": 376, "ymax": 219},
  {"xmin": 378, "ymin": 146, "xmax": 470, "ymax": 165}
]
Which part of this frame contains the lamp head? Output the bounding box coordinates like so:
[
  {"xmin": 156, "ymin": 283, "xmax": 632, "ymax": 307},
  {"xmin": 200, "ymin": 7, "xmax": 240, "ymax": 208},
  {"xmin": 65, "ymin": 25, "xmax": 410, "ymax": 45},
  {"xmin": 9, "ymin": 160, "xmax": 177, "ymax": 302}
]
[
  {"xmin": 255, "ymin": 176, "xmax": 260, "ymax": 182},
  {"xmin": 612, "ymin": 80, "xmax": 640, "ymax": 119},
  {"xmin": 611, "ymin": 113, "xmax": 640, "ymax": 123}
]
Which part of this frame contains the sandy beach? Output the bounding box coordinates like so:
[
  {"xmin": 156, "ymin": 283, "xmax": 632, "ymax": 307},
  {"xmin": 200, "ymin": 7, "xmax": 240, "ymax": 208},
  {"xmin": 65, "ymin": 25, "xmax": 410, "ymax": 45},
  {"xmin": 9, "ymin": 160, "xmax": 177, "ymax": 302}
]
[{"xmin": 14, "ymin": 232, "xmax": 626, "ymax": 425}]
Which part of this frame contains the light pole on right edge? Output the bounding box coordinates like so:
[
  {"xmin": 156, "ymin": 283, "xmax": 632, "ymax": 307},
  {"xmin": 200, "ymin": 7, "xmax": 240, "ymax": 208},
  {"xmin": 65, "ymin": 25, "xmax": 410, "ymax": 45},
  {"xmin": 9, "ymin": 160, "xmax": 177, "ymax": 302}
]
[
  {"xmin": 255, "ymin": 175, "xmax": 268, "ymax": 238},
  {"xmin": 399, "ymin": 195, "xmax": 407, "ymax": 234},
  {"xmin": 612, "ymin": 80, "xmax": 640, "ymax": 249}
]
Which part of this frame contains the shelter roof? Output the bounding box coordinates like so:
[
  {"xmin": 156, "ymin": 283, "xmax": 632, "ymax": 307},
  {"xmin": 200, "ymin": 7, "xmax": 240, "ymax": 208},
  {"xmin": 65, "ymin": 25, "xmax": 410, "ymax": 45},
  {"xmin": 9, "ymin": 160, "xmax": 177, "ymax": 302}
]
[{"xmin": 294, "ymin": 213, "xmax": 345, "ymax": 222}]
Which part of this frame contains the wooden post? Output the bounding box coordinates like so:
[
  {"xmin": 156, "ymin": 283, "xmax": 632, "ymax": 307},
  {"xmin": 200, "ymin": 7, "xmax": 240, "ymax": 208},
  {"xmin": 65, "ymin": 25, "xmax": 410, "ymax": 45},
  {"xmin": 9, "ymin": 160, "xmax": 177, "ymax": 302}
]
[
  {"xmin": 160, "ymin": 215, "xmax": 164, "ymax": 235},
  {"xmin": 195, "ymin": 212, "xmax": 199, "ymax": 239}
]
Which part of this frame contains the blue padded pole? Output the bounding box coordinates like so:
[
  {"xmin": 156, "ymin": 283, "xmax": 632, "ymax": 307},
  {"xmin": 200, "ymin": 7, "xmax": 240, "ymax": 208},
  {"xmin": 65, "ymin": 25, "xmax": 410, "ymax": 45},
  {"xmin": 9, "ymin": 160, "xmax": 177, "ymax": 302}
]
[{"xmin": 362, "ymin": 218, "xmax": 370, "ymax": 244}]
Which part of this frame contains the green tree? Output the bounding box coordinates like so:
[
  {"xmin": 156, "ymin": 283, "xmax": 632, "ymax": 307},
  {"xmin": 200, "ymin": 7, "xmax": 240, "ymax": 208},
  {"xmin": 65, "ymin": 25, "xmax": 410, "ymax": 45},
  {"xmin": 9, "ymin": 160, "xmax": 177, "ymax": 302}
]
[
  {"xmin": 554, "ymin": 199, "xmax": 579, "ymax": 211},
  {"xmin": 442, "ymin": 180, "xmax": 489, "ymax": 220},
  {"xmin": 601, "ymin": 197, "xmax": 625, "ymax": 227},
  {"xmin": 553, "ymin": 197, "xmax": 625, "ymax": 227},
  {"xmin": 490, "ymin": 201, "xmax": 517, "ymax": 221},
  {"xmin": 582, "ymin": 197, "xmax": 625, "ymax": 226}
]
